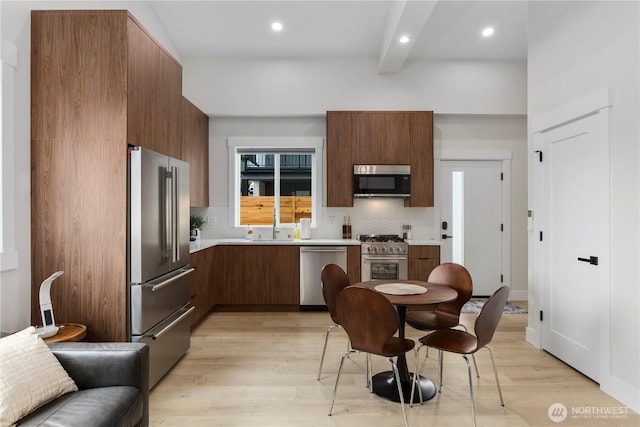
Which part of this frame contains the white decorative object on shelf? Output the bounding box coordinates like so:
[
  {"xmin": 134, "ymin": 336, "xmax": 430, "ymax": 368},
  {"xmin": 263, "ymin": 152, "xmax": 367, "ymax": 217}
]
[{"xmin": 35, "ymin": 271, "xmax": 64, "ymax": 338}]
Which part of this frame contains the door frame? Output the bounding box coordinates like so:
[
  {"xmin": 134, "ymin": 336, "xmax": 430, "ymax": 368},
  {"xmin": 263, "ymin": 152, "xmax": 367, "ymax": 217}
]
[
  {"xmin": 434, "ymin": 149, "xmax": 512, "ymax": 296},
  {"xmin": 530, "ymin": 87, "xmax": 611, "ymax": 383}
]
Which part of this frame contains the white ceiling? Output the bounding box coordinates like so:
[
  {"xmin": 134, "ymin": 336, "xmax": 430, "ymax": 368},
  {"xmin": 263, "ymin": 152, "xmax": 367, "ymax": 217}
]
[{"xmin": 150, "ymin": 0, "xmax": 527, "ymax": 73}]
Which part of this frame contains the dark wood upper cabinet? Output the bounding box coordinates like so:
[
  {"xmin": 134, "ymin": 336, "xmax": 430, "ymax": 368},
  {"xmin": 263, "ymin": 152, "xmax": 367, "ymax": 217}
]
[
  {"xmin": 354, "ymin": 112, "xmax": 411, "ymax": 164},
  {"xmin": 127, "ymin": 16, "xmax": 182, "ymax": 158},
  {"xmin": 326, "ymin": 111, "xmax": 434, "ymax": 207},
  {"xmin": 181, "ymin": 97, "xmax": 210, "ymax": 207},
  {"xmin": 326, "ymin": 111, "xmax": 355, "ymax": 207},
  {"xmin": 406, "ymin": 111, "xmax": 434, "ymax": 207},
  {"xmin": 31, "ymin": 10, "xmax": 183, "ymax": 342}
]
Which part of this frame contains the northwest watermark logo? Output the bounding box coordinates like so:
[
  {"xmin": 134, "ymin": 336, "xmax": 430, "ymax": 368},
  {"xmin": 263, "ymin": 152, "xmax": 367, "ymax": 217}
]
[
  {"xmin": 548, "ymin": 403, "xmax": 629, "ymax": 422},
  {"xmin": 548, "ymin": 403, "xmax": 567, "ymax": 423}
]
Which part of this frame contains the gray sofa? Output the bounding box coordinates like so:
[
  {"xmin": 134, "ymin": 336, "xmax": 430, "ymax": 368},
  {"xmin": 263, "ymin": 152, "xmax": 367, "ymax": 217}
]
[{"xmin": 17, "ymin": 342, "xmax": 149, "ymax": 427}]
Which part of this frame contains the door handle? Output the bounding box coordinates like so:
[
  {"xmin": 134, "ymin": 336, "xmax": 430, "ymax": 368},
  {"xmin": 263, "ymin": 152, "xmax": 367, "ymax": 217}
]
[
  {"xmin": 441, "ymin": 234, "xmax": 454, "ymax": 240},
  {"xmin": 577, "ymin": 256, "xmax": 598, "ymax": 265}
]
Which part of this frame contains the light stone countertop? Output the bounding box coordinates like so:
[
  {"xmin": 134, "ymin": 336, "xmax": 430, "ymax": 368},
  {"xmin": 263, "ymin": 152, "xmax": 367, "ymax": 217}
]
[
  {"xmin": 190, "ymin": 238, "xmax": 441, "ymax": 253},
  {"xmin": 190, "ymin": 238, "xmax": 361, "ymax": 253}
]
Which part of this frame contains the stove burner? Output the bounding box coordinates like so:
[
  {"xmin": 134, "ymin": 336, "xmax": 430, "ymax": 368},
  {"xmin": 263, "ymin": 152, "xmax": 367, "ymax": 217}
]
[{"xmin": 358, "ymin": 234, "xmax": 405, "ymax": 243}]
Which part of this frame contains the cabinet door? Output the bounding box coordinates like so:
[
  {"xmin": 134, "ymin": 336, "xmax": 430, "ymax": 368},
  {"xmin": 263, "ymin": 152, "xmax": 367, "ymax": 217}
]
[
  {"xmin": 216, "ymin": 246, "xmax": 299, "ymax": 305},
  {"xmin": 216, "ymin": 246, "xmax": 268, "ymax": 304},
  {"xmin": 181, "ymin": 97, "xmax": 210, "ymax": 207},
  {"xmin": 266, "ymin": 246, "xmax": 300, "ymax": 304},
  {"xmin": 408, "ymin": 246, "xmax": 440, "ymax": 281},
  {"xmin": 190, "ymin": 248, "xmax": 214, "ymax": 328},
  {"xmin": 347, "ymin": 245, "xmax": 361, "ymax": 284},
  {"xmin": 354, "ymin": 112, "xmax": 411, "ymax": 164},
  {"xmin": 326, "ymin": 111, "xmax": 354, "ymax": 207},
  {"xmin": 31, "ymin": 11, "xmax": 129, "ymax": 342},
  {"xmin": 406, "ymin": 111, "xmax": 434, "ymax": 207},
  {"xmin": 127, "ymin": 17, "xmax": 182, "ymax": 158}
]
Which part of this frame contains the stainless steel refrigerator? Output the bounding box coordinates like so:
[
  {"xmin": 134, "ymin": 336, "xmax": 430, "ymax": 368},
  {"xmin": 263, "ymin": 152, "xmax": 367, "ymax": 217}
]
[{"xmin": 128, "ymin": 146, "xmax": 195, "ymax": 388}]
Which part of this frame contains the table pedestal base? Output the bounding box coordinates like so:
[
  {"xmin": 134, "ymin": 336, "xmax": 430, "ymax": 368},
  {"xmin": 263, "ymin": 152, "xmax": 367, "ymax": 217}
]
[{"xmin": 372, "ymin": 371, "xmax": 436, "ymax": 404}]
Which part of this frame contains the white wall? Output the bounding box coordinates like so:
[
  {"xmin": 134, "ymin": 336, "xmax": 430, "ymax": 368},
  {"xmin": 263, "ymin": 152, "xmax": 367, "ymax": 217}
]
[
  {"xmin": 183, "ymin": 57, "xmax": 526, "ymax": 117},
  {"xmin": 527, "ymin": 1, "xmax": 639, "ymax": 412}
]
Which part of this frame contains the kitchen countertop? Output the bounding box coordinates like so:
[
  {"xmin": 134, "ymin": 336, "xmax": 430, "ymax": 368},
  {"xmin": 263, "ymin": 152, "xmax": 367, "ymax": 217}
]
[
  {"xmin": 190, "ymin": 238, "xmax": 361, "ymax": 253},
  {"xmin": 190, "ymin": 238, "xmax": 441, "ymax": 253},
  {"xmin": 405, "ymin": 239, "xmax": 442, "ymax": 246}
]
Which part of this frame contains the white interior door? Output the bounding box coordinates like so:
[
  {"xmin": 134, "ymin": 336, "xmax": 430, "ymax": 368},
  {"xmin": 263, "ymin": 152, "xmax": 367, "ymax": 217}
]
[
  {"xmin": 440, "ymin": 160, "xmax": 504, "ymax": 296},
  {"xmin": 540, "ymin": 111, "xmax": 609, "ymax": 382}
]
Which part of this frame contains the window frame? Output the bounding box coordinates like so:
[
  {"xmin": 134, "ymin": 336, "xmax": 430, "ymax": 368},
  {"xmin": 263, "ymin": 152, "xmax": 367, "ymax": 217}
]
[{"xmin": 228, "ymin": 137, "xmax": 324, "ymax": 229}]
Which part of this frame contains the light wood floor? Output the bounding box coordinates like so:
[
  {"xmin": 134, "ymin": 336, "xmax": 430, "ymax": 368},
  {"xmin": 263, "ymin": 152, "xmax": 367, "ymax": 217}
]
[{"xmin": 149, "ymin": 306, "xmax": 639, "ymax": 426}]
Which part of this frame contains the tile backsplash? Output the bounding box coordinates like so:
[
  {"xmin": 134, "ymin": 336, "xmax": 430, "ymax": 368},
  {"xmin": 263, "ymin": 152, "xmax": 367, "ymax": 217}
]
[{"xmin": 192, "ymin": 198, "xmax": 435, "ymax": 241}]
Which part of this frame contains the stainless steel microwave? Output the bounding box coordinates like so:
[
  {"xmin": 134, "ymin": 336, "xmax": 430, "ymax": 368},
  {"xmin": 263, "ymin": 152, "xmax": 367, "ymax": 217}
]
[{"xmin": 353, "ymin": 165, "xmax": 410, "ymax": 198}]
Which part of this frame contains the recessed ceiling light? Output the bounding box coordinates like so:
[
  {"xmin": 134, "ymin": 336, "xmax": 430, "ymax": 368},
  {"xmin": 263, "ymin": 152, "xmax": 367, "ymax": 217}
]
[
  {"xmin": 399, "ymin": 36, "xmax": 410, "ymax": 44},
  {"xmin": 482, "ymin": 27, "xmax": 494, "ymax": 37},
  {"xmin": 271, "ymin": 22, "xmax": 283, "ymax": 32}
]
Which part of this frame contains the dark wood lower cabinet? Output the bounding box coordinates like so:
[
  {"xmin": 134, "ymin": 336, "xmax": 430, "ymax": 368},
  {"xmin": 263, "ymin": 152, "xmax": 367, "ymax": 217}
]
[
  {"xmin": 190, "ymin": 247, "xmax": 215, "ymax": 329},
  {"xmin": 347, "ymin": 245, "xmax": 361, "ymax": 284},
  {"xmin": 192, "ymin": 244, "xmax": 360, "ymax": 318},
  {"xmin": 408, "ymin": 246, "xmax": 440, "ymax": 281},
  {"xmin": 215, "ymin": 245, "xmax": 300, "ymax": 307}
]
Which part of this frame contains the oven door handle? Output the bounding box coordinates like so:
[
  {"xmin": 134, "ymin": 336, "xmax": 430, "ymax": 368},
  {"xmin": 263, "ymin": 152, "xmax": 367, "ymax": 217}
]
[{"xmin": 362, "ymin": 255, "xmax": 408, "ymax": 262}]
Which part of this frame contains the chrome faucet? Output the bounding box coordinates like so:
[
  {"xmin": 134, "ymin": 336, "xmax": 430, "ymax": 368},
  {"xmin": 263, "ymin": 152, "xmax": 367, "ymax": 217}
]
[{"xmin": 272, "ymin": 208, "xmax": 278, "ymax": 239}]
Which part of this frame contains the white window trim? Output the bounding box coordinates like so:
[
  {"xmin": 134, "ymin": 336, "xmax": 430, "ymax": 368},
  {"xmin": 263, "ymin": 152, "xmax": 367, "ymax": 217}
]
[
  {"xmin": 1, "ymin": 39, "xmax": 19, "ymax": 272},
  {"xmin": 228, "ymin": 137, "xmax": 324, "ymax": 229}
]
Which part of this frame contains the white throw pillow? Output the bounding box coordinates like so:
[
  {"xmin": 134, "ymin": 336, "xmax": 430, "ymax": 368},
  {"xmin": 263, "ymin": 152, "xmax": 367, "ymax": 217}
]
[{"xmin": 0, "ymin": 326, "xmax": 78, "ymax": 426}]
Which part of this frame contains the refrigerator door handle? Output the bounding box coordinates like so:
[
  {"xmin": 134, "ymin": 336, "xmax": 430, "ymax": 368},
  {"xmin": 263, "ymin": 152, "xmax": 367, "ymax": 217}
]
[
  {"xmin": 172, "ymin": 165, "xmax": 180, "ymax": 264},
  {"xmin": 164, "ymin": 167, "xmax": 173, "ymax": 262},
  {"xmin": 150, "ymin": 267, "xmax": 195, "ymax": 292},
  {"xmin": 151, "ymin": 306, "xmax": 195, "ymax": 340}
]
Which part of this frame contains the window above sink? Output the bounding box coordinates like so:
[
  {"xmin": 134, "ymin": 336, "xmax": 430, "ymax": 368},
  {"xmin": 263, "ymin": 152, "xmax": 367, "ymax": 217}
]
[{"xmin": 228, "ymin": 137, "xmax": 324, "ymax": 229}]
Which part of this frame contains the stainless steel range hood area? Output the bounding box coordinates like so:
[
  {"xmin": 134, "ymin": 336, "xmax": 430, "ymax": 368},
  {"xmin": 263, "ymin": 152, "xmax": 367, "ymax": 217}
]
[{"xmin": 353, "ymin": 165, "xmax": 411, "ymax": 198}]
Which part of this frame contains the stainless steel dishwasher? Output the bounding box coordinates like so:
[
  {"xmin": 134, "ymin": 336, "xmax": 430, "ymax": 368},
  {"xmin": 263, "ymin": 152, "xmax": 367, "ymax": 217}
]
[{"xmin": 299, "ymin": 246, "xmax": 348, "ymax": 311}]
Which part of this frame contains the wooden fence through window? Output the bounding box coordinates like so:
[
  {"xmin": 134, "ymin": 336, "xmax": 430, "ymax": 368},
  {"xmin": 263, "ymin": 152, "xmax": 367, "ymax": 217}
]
[{"xmin": 240, "ymin": 196, "xmax": 312, "ymax": 225}]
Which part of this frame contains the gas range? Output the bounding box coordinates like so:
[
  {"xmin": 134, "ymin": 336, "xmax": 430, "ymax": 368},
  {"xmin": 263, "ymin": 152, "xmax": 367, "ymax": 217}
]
[{"xmin": 358, "ymin": 234, "xmax": 408, "ymax": 255}]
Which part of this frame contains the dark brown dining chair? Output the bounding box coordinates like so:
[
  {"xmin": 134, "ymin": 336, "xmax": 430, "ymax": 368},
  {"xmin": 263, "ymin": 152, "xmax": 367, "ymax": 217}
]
[
  {"xmin": 329, "ymin": 286, "xmax": 416, "ymax": 427},
  {"xmin": 411, "ymin": 285, "xmax": 510, "ymax": 427},
  {"xmin": 406, "ymin": 262, "xmax": 473, "ymax": 333},
  {"xmin": 406, "ymin": 262, "xmax": 479, "ymax": 399},
  {"xmin": 317, "ymin": 263, "xmax": 351, "ymax": 380}
]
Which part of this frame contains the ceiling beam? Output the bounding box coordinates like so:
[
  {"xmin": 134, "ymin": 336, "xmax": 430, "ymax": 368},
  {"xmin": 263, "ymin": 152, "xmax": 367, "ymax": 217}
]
[{"xmin": 377, "ymin": 0, "xmax": 438, "ymax": 74}]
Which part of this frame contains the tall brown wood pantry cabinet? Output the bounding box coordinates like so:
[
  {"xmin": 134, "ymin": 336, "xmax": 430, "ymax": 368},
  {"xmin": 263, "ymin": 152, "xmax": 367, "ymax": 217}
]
[{"xmin": 30, "ymin": 10, "xmax": 183, "ymax": 341}]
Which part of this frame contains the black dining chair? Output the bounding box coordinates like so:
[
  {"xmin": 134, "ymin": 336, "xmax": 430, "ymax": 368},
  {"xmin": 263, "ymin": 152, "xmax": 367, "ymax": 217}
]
[
  {"xmin": 329, "ymin": 286, "xmax": 416, "ymax": 427},
  {"xmin": 411, "ymin": 285, "xmax": 510, "ymax": 427}
]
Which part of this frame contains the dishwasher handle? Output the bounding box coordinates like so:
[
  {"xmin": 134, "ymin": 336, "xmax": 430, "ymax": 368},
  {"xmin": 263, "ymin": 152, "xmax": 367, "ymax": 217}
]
[{"xmin": 300, "ymin": 246, "xmax": 347, "ymax": 253}]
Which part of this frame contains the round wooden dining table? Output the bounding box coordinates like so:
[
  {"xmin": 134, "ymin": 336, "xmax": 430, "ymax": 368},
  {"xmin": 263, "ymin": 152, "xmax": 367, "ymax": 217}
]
[{"xmin": 354, "ymin": 280, "xmax": 458, "ymax": 403}]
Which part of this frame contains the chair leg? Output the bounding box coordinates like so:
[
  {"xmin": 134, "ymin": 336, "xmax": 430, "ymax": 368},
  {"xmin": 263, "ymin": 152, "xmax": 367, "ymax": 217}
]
[
  {"xmin": 329, "ymin": 349, "xmax": 356, "ymax": 416},
  {"xmin": 437, "ymin": 350, "xmax": 444, "ymax": 393},
  {"xmin": 366, "ymin": 353, "xmax": 372, "ymax": 391},
  {"xmin": 485, "ymin": 346, "xmax": 505, "ymax": 406},
  {"xmin": 318, "ymin": 324, "xmax": 340, "ymax": 380},
  {"xmin": 410, "ymin": 345, "xmax": 425, "ymax": 406},
  {"xmin": 459, "ymin": 323, "xmax": 480, "ymax": 378},
  {"xmin": 463, "ymin": 355, "xmax": 476, "ymax": 427},
  {"xmin": 389, "ymin": 357, "xmax": 409, "ymax": 427}
]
